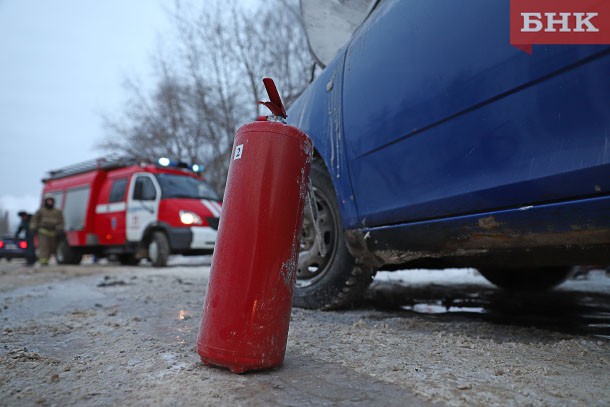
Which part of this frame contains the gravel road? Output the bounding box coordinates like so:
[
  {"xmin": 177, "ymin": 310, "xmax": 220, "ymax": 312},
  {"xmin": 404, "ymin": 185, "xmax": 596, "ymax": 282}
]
[{"xmin": 1, "ymin": 258, "xmax": 608, "ymax": 406}]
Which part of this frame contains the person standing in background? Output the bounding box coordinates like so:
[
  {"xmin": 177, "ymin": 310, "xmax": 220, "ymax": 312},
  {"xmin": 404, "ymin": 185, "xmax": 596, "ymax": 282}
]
[
  {"xmin": 30, "ymin": 194, "xmax": 64, "ymax": 266},
  {"xmin": 15, "ymin": 211, "xmax": 36, "ymax": 266}
]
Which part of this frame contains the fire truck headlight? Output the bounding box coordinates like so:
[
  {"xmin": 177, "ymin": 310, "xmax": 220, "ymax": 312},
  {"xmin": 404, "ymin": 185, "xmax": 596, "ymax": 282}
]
[{"xmin": 180, "ymin": 210, "xmax": 202, "ymax": 225}]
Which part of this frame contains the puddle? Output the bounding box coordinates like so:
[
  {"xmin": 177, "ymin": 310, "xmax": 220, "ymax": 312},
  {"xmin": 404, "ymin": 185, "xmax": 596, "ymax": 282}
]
[
  {"xmin": 402, "ymin": 302, "xmax": 485, "ymax": 314},
  {"xmin": 365, "ymin": 269, "xmax": 610, "ymax": 338}
]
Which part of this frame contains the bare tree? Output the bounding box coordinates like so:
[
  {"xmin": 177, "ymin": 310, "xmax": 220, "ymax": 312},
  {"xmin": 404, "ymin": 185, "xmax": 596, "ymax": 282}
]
[
  {"xmin": 231, "ymin": 2, "xmax": 313, "ymax": 113},
  {"xmin": 0, "ymin": 208, "xmax": 9, "ymax": 235},
  {"xmin": 99, "ymin": 0, "xmax": 313, "ymax": 194}
]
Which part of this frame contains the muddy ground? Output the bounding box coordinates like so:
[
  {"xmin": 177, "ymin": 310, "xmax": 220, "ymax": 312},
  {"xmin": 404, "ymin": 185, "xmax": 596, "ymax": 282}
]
[{"xmin": 0, "ymin": 258, "xmax": 608, "ymax": 406}]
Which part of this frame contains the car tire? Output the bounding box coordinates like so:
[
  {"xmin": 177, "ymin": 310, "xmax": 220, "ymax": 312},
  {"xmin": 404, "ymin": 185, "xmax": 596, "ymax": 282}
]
[
  {"xmin": 148, "ymin": 231, "xmax": 169, "ymax": 267},
  {"xmin": 118, "ymin": 253, "xmax": 139, "ymax": 266},
  {"xmin": 294, "ymin": 158, "xmax": 376, "ymax": 310},
  {"xmin": 56, "ymin": 240, "xmax": 83, "ymax": 265},
  {"xmin": 478, "ymin": 267, "xmax": 573, "ymax": 291}
]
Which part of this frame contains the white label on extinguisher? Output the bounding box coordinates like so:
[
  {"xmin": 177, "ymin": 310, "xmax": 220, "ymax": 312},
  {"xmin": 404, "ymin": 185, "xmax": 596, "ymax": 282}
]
[{"xmin": 234, "ymin": 144, "xmax": 243, "ymax": 160}]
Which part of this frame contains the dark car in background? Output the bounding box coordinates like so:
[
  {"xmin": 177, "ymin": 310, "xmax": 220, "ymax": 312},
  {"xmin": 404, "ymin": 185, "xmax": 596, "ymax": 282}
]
[
  {"xmin": 0, "ymin": 235, "xmax": 28, "ymax": 261},
  {"xmin": 290, "ymin": 0, "xmax": 610, "ymax": 309}
]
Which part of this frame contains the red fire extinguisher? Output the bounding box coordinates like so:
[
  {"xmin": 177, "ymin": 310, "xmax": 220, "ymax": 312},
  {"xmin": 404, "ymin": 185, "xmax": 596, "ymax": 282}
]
[{"xmin": 197, "ymin": 78, "xmax": 313, "ymax": 373}]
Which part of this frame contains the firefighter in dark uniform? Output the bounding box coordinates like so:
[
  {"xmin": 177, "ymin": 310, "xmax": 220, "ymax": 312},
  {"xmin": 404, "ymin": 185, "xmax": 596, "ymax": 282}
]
[
  {"xmin": 15, "ymin": 211, "xmax": 36, "ymax": 266},
  {"xmin": 30, "ymin": 194, "xmax": 64, "ymax": 266}
]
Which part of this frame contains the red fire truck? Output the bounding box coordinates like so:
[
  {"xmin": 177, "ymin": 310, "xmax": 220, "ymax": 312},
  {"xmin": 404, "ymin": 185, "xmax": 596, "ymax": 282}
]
[{"xmin": 41, "ymin": 156, "xmax": 222, "ymax": 266}]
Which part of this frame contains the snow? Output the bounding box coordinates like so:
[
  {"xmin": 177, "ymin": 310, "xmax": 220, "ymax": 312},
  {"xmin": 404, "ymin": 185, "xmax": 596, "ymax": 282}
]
[{"xmin": 375, "ymin": 268, "xmax": 493, "ymax": 286}]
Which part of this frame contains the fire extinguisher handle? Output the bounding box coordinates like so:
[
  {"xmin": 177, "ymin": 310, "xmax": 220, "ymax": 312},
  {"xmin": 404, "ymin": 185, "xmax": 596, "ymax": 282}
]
[{"xmin": 258, "ymin": 78, "xmax": 287, "ymax": 119}]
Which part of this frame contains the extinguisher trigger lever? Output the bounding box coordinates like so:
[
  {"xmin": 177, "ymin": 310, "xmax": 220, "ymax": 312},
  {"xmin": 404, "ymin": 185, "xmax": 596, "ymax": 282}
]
[{"xmin": 258, "ymin": 78, "xmax": 287, "ymax": 121}]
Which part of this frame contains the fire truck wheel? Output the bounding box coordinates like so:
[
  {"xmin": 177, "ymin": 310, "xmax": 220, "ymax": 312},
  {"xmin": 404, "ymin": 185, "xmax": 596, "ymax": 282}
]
[
  {"xmin": 148, "ymin": 231, "xmax": 169, "ymax": 267},
  {"xmin": 56, "ymin": 240, "xmax": 83, "ymax": 265},
  {"xmin": 293, "ymin": 158, "xmax": 376, "ymax": 310}
]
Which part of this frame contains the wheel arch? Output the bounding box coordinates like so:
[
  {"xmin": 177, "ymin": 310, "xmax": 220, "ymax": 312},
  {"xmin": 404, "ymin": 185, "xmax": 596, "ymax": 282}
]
[
  {"xmin": 141, "ymin": 222, "xmax": 172, "ymax": 248},
  {"xmin": 305, "ymin": 139, "xmax": 360, "ymax": 230},
  {"xmin": 286, "ymin": 50, "xmax": 360, "ymax": 229}
]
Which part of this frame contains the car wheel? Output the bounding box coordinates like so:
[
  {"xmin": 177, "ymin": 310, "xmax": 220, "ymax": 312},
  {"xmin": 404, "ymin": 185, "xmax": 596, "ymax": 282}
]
[
  {"xmin": 56, "ymin": 240, "xmax": 83, "ymax": 265},
  {"xmin": 478, "ymin": 267, "xmax": 573, "ymax": 291},
  {"xmin": 118, "ymin": 253, "xmax": 139, "ymax": 266},
  {"xmin": 148, "ymin": 231, "xmax": 169, "ymax": 267},
  {"xmin": 294, "ymin": 158, "xmax": 376, "ymax": 310}
]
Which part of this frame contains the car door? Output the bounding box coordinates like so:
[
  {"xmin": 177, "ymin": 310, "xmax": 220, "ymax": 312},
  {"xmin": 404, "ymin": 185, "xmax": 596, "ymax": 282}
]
[
  {"xmin": 126, "ymin": 173, "xmax": 161, "ymax": 242},
  {"xmin": 342, "ymin": 0, "xmax": 610, "ymax": 227}
]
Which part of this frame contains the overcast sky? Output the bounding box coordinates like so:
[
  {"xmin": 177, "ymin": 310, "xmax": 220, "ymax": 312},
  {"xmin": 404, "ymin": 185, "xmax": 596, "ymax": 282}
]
[{"xmin": 0, "ymin": 0, "xmax": 171, "ymax": 223}]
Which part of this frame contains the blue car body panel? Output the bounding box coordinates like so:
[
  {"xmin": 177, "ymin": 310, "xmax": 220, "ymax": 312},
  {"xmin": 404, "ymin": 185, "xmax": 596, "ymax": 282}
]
[
  {"xmin": 287, "ymin": 0, "xmax": 610, "ymax": 267},
  {"xmin": 361, "ymin": 194, "xmax": 610, "ymax": 269}
]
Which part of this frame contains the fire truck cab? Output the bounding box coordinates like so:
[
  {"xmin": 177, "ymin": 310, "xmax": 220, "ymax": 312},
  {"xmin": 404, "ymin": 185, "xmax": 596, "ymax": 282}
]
[{"xmin": 41, "ymin": 156, "xmax": 222, "ymax": 266}]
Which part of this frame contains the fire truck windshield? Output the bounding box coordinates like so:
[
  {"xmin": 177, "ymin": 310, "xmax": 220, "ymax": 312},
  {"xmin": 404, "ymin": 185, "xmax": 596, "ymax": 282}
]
[{"xmin": 155, "ymin": 174, "xmax": 221, "ymax": 201}]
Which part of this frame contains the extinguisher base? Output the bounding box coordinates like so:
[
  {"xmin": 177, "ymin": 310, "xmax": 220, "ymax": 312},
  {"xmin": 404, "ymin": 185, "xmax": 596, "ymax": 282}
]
[
  {"xmin": 200, "ymin": 358, "xmax": 248, "ymax": 374},
  {"xmin": 200, "ymin": 357, "xmax": 249, "ymax": 374},
  {"xmin": 198, "ymin": 345, "xmax": 285, "ymax": 374}
]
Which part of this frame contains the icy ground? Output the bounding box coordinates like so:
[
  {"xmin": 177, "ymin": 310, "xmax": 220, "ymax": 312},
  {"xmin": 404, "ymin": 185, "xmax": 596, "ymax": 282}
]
[{"xmin": 1, "ymin": 259, "xmax": 608, "ymax": 406}]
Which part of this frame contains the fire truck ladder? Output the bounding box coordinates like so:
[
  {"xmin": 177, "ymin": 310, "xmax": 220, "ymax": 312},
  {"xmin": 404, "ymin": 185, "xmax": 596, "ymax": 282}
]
[{"xmin": 45, "ymin": 155, "xmax": 141, "ymax": 180}]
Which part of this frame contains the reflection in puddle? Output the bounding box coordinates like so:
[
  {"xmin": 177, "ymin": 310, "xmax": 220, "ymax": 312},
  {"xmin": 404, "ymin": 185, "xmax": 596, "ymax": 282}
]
[
  {"xmin": 402, "ymin": 303, "xmax": 485, "ymax": 314},
  {"xmin": 365, "ymin": 269, "xmax": 610, "ymax": 338}
]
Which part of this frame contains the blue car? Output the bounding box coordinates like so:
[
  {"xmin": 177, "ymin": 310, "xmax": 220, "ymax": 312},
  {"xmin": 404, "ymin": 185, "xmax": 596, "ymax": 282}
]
[{"xmin": 289, "ymin": 1, "xmax": 610, "ymax": 309}]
